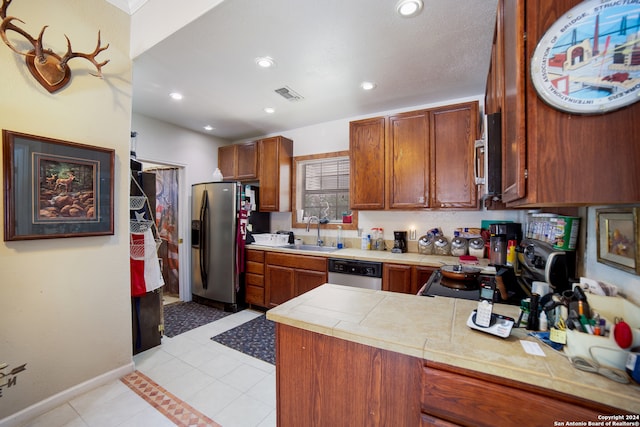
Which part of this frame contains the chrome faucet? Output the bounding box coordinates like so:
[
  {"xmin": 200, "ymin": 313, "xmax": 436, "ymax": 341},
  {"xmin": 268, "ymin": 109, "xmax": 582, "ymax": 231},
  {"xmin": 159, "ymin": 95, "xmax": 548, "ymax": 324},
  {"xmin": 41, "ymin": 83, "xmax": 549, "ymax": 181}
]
[{"xmin": 306, "ymin": 216, "xmax": 323, "ymax": 246}]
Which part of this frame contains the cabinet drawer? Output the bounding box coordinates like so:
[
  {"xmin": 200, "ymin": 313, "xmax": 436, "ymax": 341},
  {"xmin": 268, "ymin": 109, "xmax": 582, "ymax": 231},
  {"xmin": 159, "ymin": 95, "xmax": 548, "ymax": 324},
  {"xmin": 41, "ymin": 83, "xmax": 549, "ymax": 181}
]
[
  {"xmin": 246, "ymin": 261, "xmax": 264, "ymax": 275},
  {"xmin": 265, "ymin": 252, "xmax": 327, "ymax": 272},
  {"xmin": 245, "ymin": 285, "xmax": 264, "ymax": 306},
  {"xmin": 421, "ymin": 366, "xmax": 606, "ymax": 426},
  {"xmin": 246, "ymin": 272, "xmax": 264, "ymax": 287},
  {"xmin": 246, "ymin": 249, "xmax": 265, "ymax": 262}
]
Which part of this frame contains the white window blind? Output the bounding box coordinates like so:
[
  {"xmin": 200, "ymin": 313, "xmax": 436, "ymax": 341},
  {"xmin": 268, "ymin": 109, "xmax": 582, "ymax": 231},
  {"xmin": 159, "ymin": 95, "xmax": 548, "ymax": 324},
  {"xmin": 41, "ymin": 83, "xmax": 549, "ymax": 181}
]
[{"xmin": 300, "ymin": 157, "xmax": 349, "ymax": 221}]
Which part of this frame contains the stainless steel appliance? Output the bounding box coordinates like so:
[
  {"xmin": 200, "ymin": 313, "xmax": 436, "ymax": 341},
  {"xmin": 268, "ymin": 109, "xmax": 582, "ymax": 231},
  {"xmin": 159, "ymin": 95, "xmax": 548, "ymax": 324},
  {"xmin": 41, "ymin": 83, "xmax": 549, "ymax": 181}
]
[
  {"xmin": 191, "ymin": 182, "xmax": 268, "ymax": 311},
  {"xmin": 328, "ymin": 258, "xmax": 382, "ymax": 290},
  {"xmin": 517, "ymin": 238, "xmax": 575, "ymax": 294}
]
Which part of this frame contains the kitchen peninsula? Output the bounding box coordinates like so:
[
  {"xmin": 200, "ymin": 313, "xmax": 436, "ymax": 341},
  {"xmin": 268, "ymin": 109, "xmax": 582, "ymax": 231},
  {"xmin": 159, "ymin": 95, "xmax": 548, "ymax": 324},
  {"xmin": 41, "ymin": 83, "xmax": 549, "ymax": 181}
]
[{"xmin": 266, "ymin": 284, "xmax": 639, "ymax": 426}]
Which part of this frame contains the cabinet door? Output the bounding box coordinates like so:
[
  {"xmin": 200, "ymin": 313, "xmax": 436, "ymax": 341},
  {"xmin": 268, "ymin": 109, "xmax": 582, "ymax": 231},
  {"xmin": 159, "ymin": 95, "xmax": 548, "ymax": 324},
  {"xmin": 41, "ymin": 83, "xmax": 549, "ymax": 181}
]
[
  {"xmin": 387, "ymin": 110, "xmax": 429, "ymax": 209},
  {"xmin": 265, "ymin": 265, "xmax": 295, "ymax": 308},
  {"xmin": 295, "ymin": 269, "xmax": 327, "ymax": 296},
  {"xmin": 518, "ymin": 0, "xmax": 640, "ymax": 205},
  {"xmin": 258, "ymin": 136, "xmax": 293, "ymax": 212},
  {"xmin": 349, "ymin": 117, "xmax": 386, "ymax": 210},
  {"xmin": 413, "ymin": 266, "xmax": 436, "ymax": 295},
  {"xmin": 236, "ymin": 141, "xmax": 258, "ymax": 180},
  {"xmin": 500, "ymin": 0, "xmax": 527, "ymax": 203},
  {"xmin": 218, "ymin": 145, "xmax": 237, "ymax": 179},
  {"xmin": 382, "ymin": 263, "xmax": 413, "ymax": 294},
  {"xmin": 430, "ymin": 102, "xmax": 479, "ymax": 209}
]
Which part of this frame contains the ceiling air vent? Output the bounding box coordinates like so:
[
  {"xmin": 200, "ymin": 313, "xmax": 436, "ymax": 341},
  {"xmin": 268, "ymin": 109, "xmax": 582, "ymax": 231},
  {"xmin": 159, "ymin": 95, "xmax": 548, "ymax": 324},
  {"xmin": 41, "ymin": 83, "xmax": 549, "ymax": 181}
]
[{"xmin": 275, "ymin": 86, "xmax": 304, "ymax": 101}]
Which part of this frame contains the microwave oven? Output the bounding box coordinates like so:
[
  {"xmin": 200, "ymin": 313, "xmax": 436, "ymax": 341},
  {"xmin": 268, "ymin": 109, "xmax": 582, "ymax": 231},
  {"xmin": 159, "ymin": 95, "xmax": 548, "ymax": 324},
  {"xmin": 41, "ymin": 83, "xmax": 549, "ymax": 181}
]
[{"xmin": 475, "ymin": 111, "xmax": 502, "ymax": 197}]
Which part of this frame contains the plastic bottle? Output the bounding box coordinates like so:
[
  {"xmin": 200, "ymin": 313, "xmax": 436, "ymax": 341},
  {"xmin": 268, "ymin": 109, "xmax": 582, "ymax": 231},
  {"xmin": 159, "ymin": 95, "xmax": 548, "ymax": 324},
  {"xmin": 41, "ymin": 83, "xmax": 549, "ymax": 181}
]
[
  {"xmin": 337, "ymin": 226, "xmax": 343, "ymax": 249},
  {"xmin": 361, "ymin": 234, "xmax": 369, "ymax": 250},
  {"xmin": 539, "ymin": 311, "xmax": 548, "ymax": 331}
]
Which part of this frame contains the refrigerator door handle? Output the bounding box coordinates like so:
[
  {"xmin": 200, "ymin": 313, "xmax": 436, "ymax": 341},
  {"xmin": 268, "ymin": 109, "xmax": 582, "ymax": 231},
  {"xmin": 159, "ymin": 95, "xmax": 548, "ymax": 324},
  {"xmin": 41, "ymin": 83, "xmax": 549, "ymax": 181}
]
[{"xmin": 199, "ymin": 189, "xmax": 209, "ymax": 289}]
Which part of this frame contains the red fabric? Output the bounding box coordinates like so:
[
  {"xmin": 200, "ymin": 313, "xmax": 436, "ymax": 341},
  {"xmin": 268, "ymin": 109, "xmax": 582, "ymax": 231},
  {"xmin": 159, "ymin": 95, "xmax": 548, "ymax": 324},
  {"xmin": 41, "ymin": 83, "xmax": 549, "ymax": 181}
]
[
  {"xmin": 236, "ymin": 209, "xmax": 247, "ymax": 277},
  {"xmin": 130, "ymin": 233, "xmax": 147, "ymax": 297}
]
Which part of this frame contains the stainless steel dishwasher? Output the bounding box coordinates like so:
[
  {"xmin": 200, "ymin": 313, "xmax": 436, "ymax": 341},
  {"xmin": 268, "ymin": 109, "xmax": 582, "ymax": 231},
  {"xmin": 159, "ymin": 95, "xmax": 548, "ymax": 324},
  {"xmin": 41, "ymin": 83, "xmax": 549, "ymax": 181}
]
[{"xmin": 327, "ymin": 258, "xmax": 383, "ymax": 290}]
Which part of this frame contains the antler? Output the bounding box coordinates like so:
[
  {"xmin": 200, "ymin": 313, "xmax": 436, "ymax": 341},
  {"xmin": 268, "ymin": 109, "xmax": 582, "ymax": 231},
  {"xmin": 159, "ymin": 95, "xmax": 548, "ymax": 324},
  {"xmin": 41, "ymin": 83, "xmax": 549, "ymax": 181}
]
[
  {"xmin": 59, "ymin": 31, "xmax": 110, "ymax": 78},
  {"xmin": 0, "ymin": 0, "xmax": 49, "ymax": 62},
  {"xmin": 0, "ymin": 0, "xmax": 109, "ymax": 92}
]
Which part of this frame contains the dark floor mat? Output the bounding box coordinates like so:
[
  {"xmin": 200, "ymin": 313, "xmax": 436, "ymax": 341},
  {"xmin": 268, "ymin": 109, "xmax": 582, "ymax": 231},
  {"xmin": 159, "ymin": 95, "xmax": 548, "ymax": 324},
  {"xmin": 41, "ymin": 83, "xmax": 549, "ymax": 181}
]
[
  {"xmin": 211, "ymin": 315, "xmax": 275, "ymax": 364},
  {"xmin": 163, "ymin": 301, "xmax": 233, "ymax": 337}
]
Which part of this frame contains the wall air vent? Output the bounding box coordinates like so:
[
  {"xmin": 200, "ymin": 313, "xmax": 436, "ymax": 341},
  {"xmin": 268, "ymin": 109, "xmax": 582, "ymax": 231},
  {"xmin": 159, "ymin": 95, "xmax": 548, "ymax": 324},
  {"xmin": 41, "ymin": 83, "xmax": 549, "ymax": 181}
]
[{"xmin": 275, "ymin": 86, "xmax": 304, "ymax": 101}]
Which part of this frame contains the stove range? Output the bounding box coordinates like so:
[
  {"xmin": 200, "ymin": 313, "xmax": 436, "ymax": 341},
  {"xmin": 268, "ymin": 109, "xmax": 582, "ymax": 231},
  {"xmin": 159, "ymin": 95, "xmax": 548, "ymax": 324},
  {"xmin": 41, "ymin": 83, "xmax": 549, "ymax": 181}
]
[
  {"xmin": 419, "ymin": 269, "xmax": 522, "ymax": 305},
  {"xmin": 419, "ymin": 269, "xmax": 494, "ymax": 301}
]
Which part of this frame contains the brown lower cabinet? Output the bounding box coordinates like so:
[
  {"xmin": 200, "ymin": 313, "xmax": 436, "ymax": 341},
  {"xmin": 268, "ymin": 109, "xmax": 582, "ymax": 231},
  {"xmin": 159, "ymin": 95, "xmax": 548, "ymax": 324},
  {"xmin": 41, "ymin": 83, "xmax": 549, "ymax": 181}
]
[
  {"xmin": 274, "ymin": 323, "xmax": 627, "ymax": 427},
  {"xmin": 383, "ymin": 263, "xmax": 436, "ymax": 295},
  {"xmin": 264, "ymin": 252, "xmax": 327, "ymax": 308},
  {"xmin": 245, "ymin": 249, "xmax": 266, "ymax": 306}
]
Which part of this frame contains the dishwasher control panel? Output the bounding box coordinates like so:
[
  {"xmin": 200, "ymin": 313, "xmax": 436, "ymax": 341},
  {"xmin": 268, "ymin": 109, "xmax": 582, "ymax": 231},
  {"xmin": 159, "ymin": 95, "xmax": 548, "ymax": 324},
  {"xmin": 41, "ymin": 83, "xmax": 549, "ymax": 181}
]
[{"xmin": 328, "ymin": 258, "xmax": 383, "ymax": 278}]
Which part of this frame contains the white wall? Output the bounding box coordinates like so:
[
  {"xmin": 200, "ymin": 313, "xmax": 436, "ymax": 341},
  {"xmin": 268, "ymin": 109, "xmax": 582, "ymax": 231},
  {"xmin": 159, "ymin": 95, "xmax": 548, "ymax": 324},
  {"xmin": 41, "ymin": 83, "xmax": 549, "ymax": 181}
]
[
  {"xmin": 584, "ymin": 206, "xmax": 640, "ymax": 305},
  {"xmin": 132, "ymin": 113, "xmax": 228, "ymax": 186},
  {"xmin": 0, "ymin": 0, "xmax": 132, "ymax": 423}
]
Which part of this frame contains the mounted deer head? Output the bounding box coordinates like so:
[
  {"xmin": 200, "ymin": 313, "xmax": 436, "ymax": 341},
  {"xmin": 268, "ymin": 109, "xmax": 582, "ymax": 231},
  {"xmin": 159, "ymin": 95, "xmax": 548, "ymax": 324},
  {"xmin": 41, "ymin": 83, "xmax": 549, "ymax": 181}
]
[{"xmin": 0, "ymin": 0, "xmax": 109, "ymax": 93}]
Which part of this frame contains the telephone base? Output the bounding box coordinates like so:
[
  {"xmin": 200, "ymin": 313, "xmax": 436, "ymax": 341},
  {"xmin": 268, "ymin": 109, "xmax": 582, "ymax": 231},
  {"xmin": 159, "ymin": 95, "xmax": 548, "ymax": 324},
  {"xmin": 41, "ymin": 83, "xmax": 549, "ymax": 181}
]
[{"xmin": 467, "ymin": 310, "xmax": 515, "ymax": 338}]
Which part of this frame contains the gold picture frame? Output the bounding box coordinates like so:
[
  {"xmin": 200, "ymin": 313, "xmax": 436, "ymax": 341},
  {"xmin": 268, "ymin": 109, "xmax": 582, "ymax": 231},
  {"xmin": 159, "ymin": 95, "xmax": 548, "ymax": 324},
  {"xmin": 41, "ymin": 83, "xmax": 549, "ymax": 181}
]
[{"xmin": 596, "ymin": 207, "xmax": 640, "ymax": 275}]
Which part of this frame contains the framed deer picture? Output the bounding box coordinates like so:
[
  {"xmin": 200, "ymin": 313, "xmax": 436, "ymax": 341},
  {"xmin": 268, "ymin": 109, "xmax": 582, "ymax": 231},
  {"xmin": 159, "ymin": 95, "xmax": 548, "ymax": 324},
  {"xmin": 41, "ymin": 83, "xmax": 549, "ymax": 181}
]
[{"xmin": 2, "ymin": 130, "xmax": 114, "ymax": 241}]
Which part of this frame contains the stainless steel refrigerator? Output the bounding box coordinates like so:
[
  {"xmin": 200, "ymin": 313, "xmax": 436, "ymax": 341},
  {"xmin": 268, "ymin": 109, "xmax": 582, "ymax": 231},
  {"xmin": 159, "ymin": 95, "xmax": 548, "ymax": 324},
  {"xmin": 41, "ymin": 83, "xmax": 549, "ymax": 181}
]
[{"xmin": 191, "ymin": 182, "xmax": 268, "ymax": 311}]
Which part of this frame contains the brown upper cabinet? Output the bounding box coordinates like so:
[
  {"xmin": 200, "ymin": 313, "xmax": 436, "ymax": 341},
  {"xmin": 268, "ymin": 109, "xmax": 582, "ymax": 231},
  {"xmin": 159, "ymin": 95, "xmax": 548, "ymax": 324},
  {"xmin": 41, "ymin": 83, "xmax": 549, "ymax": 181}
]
[
  {"xmin": 429, "ymin": 102, "xmax": 479, "ymax": 209},
  {"xmin": 349, "ymin": 117, "xmax": 386, "ymax": 210},
  {"xmin": 217, "ymin": 141, "xmax": 258, "ymax": 181},
  {"xmin": 387, "ymin": 110, "xmax": 430, "ymax": 208},
  {"xmin": 258, "ymin": 136, "xmax": 293, "ymax": 212},
  {"xmin": 488, "ymin": 0, "xmax": 640, "ymax": 206},
  {"xmin": 351, "ymin": 101, "xmax": 479, "ymax": 210},
  {"xmin": 218, "ymin": 136, "xmax": 292, "ymax": 212}
]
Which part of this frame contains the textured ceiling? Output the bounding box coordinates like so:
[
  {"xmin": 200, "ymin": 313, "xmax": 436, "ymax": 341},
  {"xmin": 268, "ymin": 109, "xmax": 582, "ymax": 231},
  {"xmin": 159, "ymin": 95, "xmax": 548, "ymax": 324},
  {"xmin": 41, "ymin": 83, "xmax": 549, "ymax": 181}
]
[{"xmin": 131, "ymin": 0, "xmax": 498, "ymax": 140}]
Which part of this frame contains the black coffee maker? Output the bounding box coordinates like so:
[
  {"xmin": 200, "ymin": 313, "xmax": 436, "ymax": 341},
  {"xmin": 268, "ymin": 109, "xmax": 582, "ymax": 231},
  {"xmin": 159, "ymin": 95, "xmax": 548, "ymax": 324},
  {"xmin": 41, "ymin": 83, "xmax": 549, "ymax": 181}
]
[{"xmin": 392, "ymin": 231, "xmax": 408, "ymax": 253}]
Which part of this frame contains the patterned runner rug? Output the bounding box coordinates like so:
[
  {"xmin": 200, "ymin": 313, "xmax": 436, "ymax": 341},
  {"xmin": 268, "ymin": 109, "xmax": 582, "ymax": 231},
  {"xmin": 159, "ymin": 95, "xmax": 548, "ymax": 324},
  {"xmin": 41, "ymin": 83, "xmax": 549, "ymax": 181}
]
[
  {"xmin": 211, "ymin": 315, "xmax": 275, "ymax": 364},
  {"xmin": 163, "ymin": 301, "xmax": 232, "ymax": 337},
  {"xmin": 121, "ymin": 371, "xmax": 220, "ymax": 427}
]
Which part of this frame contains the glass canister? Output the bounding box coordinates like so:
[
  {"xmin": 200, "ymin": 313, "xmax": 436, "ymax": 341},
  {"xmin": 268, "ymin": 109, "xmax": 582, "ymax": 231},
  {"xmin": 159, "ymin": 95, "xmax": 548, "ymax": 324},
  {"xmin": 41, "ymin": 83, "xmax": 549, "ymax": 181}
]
[
  {"xmin": 434, "ymin": 236, "xmax": 450, "ymax": 256},
  {"xmin": 370, "ymin": 227, "xmax": 385, "ymax": 250},
  {"xmin": 418, "ymin": 234, "xmax": 434, "ymax": 254},
  {"xmin": 450, "ymin": 237, "xmax": 468, "ymax": 257},
  {"xmin": 468, "ymin": 237, "xmax": 485, "ymax": 258}
]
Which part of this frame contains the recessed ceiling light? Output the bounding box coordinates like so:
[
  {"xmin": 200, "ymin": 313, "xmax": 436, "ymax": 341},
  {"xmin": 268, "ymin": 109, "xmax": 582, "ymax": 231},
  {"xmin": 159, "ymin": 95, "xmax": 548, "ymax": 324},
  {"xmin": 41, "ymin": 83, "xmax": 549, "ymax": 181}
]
[
  {"xmin": 264, "ymin": 107, "xmax": 275, "ymax": 114},
  {"xmin": 255, "ymin": 56, "xmax": 275, "ymax": 68},
  {"xmin": 396, "ymin": 0, "xmax": 423, "ymax": 17},
  {"xmin": 204, "ymin": 125, "xmax": 214, "ymax": 131},
  {"xmin": 169, "ymin": 92, "xmax": 183, "ymax": 100},
  {"xmin": 361, "ymin": 81, "xmax": 377, "ymax": 90}
]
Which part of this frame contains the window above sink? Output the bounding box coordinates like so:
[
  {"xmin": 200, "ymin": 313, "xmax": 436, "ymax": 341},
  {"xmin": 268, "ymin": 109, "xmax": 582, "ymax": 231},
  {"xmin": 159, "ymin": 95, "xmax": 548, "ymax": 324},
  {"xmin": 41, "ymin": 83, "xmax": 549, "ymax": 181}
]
[{"xmin": 292, "ymin": 150, "xmax": 358, "ymax": 230}]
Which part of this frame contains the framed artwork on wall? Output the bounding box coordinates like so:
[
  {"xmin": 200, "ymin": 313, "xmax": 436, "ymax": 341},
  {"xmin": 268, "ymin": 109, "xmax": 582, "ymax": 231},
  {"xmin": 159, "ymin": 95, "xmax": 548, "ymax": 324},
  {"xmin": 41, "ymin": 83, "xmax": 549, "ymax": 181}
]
[
  {"xmin": 3, "ymin": 130, "xmax": 115, "ymax": 241},
  {"xmin": 596, "ymin": 207, "xmax": 640, "ymax": 275}
]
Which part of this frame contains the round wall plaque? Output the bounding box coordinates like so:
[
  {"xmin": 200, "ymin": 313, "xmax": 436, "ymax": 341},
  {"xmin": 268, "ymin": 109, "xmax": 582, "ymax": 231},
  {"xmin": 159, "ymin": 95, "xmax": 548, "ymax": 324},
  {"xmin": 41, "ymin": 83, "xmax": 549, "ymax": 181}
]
[{"xmin": 530, "ymin": 0, "xmax": 640, "ymax": 114}]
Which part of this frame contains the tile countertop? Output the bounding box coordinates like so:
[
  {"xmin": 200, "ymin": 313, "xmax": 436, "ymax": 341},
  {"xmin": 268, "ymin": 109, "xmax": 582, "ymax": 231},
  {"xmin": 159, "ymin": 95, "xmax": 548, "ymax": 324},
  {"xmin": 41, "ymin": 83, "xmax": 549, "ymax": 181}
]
[
  {"xmin": 266, "ymin": 284, "xmax": 640, "ymax": 413},
  {"xmin": 247, "ymin": 244, "xmax": 498, "ymax": 274}
]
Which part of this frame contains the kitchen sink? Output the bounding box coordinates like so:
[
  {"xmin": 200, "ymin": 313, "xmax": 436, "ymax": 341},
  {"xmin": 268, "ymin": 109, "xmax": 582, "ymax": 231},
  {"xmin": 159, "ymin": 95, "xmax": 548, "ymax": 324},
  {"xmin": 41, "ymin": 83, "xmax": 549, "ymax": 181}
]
[{"xmin": 285, "ymin": 244, "xmax": 339, "ymax": 253}]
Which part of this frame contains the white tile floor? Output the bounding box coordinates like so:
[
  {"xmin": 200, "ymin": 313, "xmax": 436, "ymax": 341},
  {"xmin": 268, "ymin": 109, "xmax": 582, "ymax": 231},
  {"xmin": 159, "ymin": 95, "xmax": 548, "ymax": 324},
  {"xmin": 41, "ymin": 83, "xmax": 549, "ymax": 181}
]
[{"xmin": 21, "ymin": 309, "xmax": 276, "ymax": 427}]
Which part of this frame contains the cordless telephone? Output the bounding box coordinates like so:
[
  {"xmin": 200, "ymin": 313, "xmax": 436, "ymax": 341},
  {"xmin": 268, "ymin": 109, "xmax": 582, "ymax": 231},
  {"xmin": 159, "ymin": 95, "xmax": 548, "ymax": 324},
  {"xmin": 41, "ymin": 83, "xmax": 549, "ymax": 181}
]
[
  {"xmin": 467, "ymin": 281, "xmax": 515, "ymax": 338},
  {"xmin": 475, "ymin": 284, "xmax": 495, "ymax": 327}
]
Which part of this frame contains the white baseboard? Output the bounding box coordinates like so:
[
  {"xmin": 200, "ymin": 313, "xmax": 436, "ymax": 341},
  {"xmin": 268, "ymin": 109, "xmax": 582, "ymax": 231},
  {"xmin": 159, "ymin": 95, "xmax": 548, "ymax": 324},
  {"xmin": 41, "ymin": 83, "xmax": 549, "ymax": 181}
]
[{"xmin": 0, "ymin": 362, "xmax": 135, "ymax": 427}]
